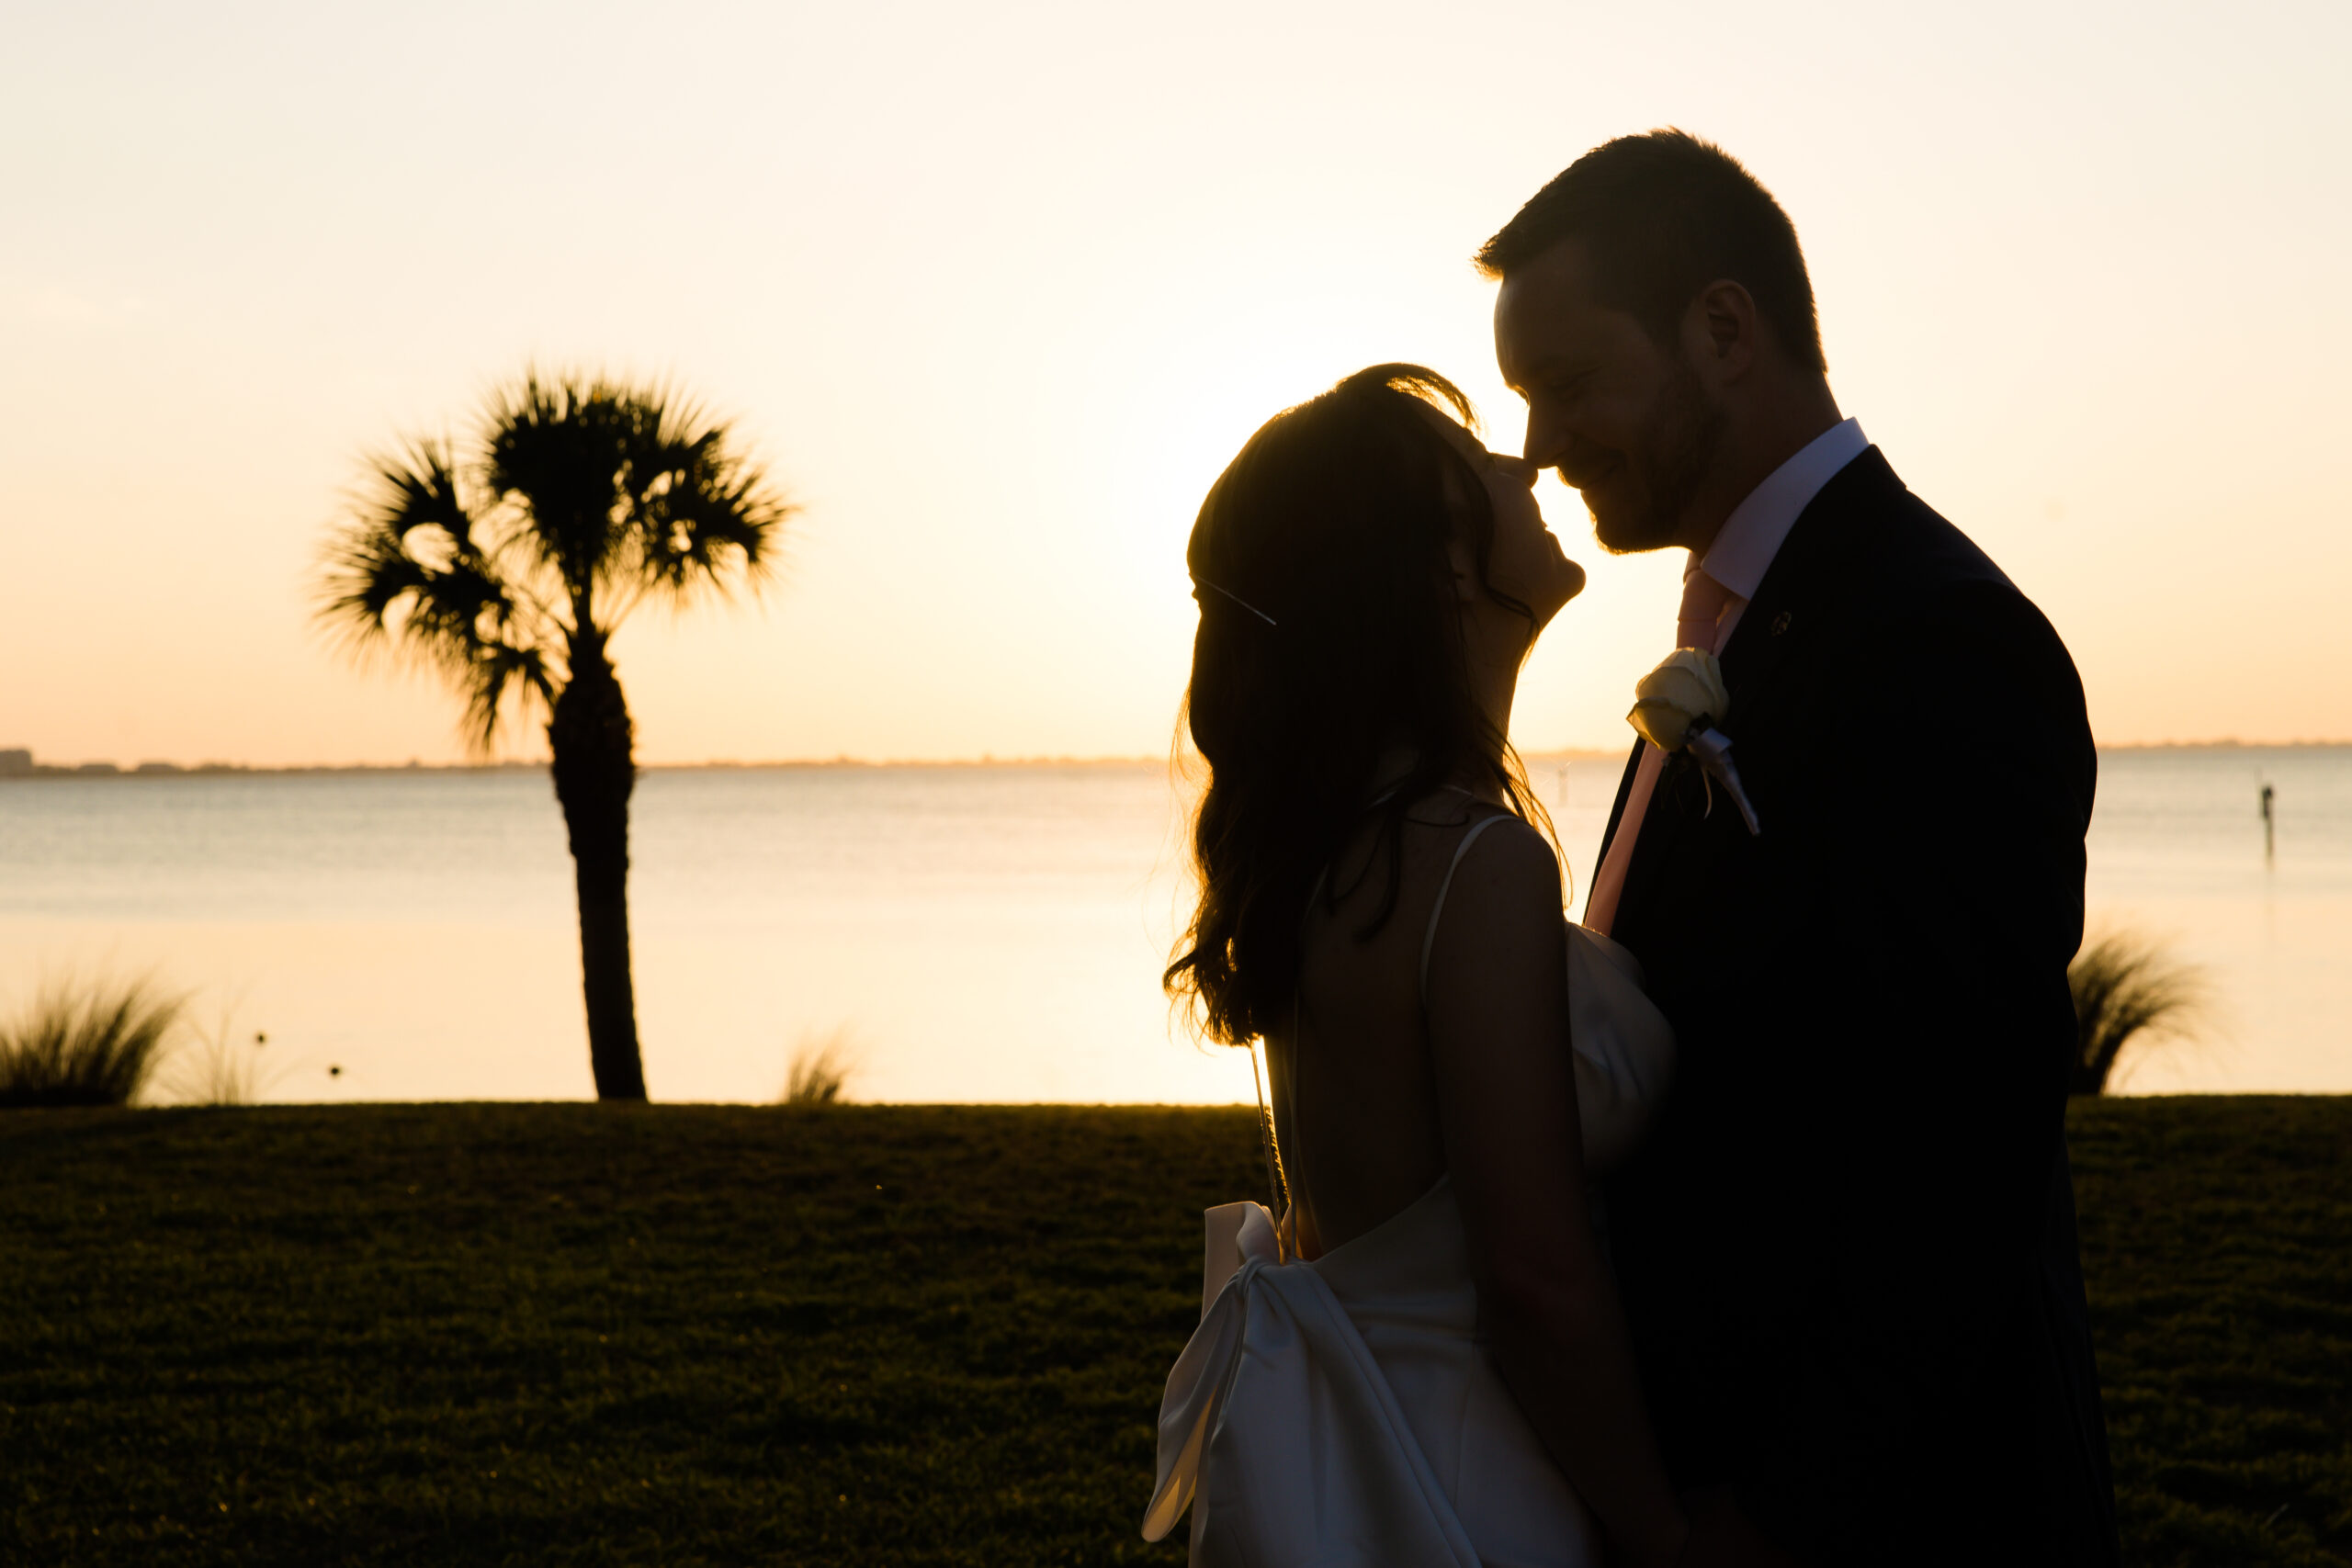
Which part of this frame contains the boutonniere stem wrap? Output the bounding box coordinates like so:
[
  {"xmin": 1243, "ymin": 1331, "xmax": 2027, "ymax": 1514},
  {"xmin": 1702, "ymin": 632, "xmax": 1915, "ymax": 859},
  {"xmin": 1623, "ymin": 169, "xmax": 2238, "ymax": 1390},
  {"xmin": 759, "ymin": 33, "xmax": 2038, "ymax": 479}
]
[{"xmin": 1627, "ymin": 649, "xmax": 1763, "ymax": 837}]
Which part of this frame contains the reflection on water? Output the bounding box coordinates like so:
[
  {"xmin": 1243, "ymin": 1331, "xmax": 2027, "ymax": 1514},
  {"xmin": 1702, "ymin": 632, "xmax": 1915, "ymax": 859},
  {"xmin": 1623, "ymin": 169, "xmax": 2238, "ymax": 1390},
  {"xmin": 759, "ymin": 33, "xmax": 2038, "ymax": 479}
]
[{"xmin": 0, "ymin": 748, "xmax": 2343, "ymax": 1101}]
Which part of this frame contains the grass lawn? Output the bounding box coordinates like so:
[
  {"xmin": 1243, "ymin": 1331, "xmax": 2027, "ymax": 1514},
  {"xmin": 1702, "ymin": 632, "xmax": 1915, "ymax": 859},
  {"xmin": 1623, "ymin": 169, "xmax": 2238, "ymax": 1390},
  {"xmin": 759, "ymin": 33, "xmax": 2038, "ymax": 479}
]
[{"xmin": 1, "ymin": 1098, "xmax": 2346, "ymax": 1566}]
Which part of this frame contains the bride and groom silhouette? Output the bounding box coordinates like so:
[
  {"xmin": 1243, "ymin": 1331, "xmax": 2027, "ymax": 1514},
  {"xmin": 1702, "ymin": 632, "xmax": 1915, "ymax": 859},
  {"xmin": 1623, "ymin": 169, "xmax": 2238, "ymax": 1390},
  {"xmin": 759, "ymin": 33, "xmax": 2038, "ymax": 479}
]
[{"xmin": 1150, "ymin": 130, "xmax": 2120, "ymax": 1567}]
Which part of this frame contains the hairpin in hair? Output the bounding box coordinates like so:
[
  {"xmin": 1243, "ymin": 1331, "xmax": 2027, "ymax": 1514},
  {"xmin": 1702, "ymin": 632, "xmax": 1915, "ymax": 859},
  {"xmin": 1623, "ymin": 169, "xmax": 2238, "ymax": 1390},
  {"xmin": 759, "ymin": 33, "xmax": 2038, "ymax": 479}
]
[{"xmin": 1193, "ymin": 576, "xmax": 1278, "ymax": 628}]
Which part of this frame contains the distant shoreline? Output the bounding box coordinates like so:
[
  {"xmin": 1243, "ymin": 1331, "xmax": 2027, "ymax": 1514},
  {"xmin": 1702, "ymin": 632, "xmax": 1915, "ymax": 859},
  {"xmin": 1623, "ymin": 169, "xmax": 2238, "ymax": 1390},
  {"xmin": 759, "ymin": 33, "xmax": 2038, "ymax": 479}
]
[
  {"xmin": 0, "ymin": 756, "xmax": 1174, "ymax": 780},
  {"xmin": 3, "ymin": 739, "xmax": 2348, "ymax": 780}
]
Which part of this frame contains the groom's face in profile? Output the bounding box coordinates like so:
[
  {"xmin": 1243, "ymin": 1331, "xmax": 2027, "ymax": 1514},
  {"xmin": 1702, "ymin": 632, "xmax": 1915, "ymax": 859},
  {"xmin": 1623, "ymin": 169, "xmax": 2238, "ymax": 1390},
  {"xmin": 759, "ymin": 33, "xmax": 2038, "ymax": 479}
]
[{"xmin": 1494, "ymin": 241, "xmax": 1725, "ymax": 555}]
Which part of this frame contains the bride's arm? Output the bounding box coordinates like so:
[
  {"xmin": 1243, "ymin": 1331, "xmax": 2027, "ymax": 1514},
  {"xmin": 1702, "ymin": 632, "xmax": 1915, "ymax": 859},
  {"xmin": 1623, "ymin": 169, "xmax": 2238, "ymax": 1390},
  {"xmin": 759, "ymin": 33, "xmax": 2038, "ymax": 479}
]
[{"xmin": 1424, "ymin": 820, "xmax": 1690, "ymax": 1568}]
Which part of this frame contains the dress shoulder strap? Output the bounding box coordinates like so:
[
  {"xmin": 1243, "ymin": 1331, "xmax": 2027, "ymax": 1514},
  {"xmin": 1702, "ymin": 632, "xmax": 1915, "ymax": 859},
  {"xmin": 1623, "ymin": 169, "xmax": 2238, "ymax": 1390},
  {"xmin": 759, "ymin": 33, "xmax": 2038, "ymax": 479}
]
[{"xmin": 1419, "ymin": 812, "xmax": 1513, "ymax": 999}]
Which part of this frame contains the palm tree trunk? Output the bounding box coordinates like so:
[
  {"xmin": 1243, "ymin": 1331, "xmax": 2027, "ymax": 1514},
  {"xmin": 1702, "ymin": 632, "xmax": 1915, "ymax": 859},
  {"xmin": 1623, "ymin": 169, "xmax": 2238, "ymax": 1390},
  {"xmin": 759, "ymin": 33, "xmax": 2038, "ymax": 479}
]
[{"xmin": 548, "ymin": 635, "xmax": 647, "ymax": 1101}]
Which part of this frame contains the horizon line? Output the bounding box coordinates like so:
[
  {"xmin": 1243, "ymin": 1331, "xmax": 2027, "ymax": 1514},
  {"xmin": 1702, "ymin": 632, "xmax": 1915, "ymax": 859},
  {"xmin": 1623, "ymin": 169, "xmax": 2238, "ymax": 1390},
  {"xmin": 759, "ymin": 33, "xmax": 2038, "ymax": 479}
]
[{"xmin": 6, "ymin": 737, "xmax": 2352, "ymax": 776}]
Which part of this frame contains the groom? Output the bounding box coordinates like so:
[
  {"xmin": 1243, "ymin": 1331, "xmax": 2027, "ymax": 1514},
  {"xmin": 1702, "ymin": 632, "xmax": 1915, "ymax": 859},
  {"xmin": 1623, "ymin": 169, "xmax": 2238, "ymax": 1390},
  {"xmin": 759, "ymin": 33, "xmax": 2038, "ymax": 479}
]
[{"xmin": 1481, "ymin": 132, "xmax": 2120, "ymax": 1566}]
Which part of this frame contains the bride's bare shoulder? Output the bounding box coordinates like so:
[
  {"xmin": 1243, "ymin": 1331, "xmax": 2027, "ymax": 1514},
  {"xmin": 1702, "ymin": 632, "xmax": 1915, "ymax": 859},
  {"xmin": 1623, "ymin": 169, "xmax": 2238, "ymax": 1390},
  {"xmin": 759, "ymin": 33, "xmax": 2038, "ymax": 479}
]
[
  {"xmin": 1322, "ymin": 801, "xmax": 1556, "ymax": 932},
  {"xmin": 1433, "ymin": 809, "xmax": 1556, "ymax": 873},
  {"xmin": 1423, "ymin": 813, "xmax": 1562, "ymax": 941},
  {"xmin": 1439, "ymin": 818, "xmax": 1552, "ymax": 902}
]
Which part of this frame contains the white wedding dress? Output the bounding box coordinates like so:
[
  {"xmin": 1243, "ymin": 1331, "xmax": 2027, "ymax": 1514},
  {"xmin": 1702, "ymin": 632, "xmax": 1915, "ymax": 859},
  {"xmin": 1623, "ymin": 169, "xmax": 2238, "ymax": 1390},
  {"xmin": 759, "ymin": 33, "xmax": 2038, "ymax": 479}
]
[{"xmin": 1144, "ymin": 817, "xmax": 1677, "ymax": 1567}]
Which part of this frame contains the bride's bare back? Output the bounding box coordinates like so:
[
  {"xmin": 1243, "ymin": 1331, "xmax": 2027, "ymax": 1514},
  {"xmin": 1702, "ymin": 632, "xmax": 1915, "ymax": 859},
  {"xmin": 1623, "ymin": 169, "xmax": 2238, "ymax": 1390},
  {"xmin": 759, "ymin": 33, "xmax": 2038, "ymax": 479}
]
[
  {"xmin": 1270, "ymin": 789, "xmax": 1570, "ymax": 1259},
  {"xmin": 1262, "ymin": 785, "xmax": 1688, "ymax": 1563}
]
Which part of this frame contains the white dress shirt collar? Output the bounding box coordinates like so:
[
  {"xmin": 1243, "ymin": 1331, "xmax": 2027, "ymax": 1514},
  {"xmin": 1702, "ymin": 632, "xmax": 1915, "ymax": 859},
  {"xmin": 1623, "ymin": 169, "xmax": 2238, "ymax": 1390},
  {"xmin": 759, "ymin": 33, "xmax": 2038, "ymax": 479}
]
[{"xmin": 1697, "ymin": 417, "xmax": 1869, "ymax": 602}]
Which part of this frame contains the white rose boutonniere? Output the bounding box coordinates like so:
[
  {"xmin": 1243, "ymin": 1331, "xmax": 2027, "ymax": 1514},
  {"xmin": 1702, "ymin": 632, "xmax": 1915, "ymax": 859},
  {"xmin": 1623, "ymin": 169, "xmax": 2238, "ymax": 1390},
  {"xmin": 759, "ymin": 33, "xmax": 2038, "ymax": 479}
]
[{"xmin": 1627, "ymin": 649, "xmax": 1763, "ymax": 836}]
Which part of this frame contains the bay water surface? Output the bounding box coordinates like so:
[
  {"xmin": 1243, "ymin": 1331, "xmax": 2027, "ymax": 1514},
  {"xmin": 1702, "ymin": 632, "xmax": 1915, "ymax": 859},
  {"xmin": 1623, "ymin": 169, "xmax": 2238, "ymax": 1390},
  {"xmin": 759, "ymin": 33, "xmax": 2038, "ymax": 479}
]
[{"xmin": 0, "ymin": 747, "xmax": 2342, "ymax": 1102}]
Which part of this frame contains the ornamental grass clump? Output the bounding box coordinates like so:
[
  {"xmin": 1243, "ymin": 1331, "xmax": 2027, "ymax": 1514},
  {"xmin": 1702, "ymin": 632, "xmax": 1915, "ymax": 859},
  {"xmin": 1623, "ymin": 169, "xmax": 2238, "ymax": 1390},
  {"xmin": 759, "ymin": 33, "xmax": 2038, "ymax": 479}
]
[
  {"xmin": 0, "ymin": 976, "xmax": 185, "ymax": 1109},
  {"xmin": 2069, "ymin": 930, "xmax": 2208, "ymax": 1096},
  {"xmin": 156, "ymin": 1004, "xmax": 277, "ymax": 1107},
  {"xmin": 782, "ymin": 1030, "xmax": 858, "ymax": 1106}
]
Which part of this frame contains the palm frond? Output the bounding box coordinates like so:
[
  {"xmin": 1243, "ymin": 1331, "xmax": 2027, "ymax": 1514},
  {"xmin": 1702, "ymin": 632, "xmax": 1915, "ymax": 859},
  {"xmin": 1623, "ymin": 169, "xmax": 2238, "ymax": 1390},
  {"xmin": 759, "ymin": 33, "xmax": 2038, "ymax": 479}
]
[
  {"xmin": 317, "ymin": 369, "xmax": 789, "ymax": 752},
  {"xmin": 319, "ymin": 514, "xmax": 439, "ymax": 639},
  {"xmin": 316, "ymin": 444, "xmax": 551, "ymax": 747},
  {"xmin": 378, "ymin": 437, "xmax": 476, "ymax": 546},
  {"xmin": 622, "ymin": 405, "xmax": 794, "ymax": 604},
  {"xmin": 482, "ymin": 373, "xmax": 634, "ymax": 607},
  {"xmin": 642, "ymin": 466, "xmax": 791, "ymax": 596},
  {"xmin": 467, "ymin": 370, "xmax": 795, "ymax": 626},
  {"xmin": 462, "ymin": 640, "xmax": 557, "ymax": 747}
]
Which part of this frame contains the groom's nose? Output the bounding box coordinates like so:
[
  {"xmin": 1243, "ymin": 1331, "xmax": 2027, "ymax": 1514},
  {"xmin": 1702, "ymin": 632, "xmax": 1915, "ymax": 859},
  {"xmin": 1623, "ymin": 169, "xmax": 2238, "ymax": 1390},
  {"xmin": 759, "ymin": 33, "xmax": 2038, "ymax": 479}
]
[
  {"xmin": 1521, "ymin": 414, "xmax": 1576, "ymax": 479},
  {"xmin": 1514, "ymin": 404, "xmax": 1571, "ymax": 472},
  {"xmin": 1529, "ymin": 425, "xmax": 1617, "ymax": 492}
]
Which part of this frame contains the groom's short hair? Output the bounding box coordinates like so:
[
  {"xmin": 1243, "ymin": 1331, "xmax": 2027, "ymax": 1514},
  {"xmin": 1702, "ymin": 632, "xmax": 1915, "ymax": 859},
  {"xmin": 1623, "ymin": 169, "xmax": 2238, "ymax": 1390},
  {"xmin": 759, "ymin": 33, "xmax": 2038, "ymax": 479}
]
[{"xmin": 1477, "ymin": 130, "xmax": 1826, "ymax": 375}]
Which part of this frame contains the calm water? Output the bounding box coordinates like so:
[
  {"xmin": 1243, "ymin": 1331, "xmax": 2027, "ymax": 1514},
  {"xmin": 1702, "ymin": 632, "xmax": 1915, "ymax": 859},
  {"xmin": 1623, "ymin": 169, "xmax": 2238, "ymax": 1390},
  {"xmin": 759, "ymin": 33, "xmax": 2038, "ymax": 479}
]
[{"xmin": 0, "ymin": 749, "xmax": 2344, "ymax": 1101}]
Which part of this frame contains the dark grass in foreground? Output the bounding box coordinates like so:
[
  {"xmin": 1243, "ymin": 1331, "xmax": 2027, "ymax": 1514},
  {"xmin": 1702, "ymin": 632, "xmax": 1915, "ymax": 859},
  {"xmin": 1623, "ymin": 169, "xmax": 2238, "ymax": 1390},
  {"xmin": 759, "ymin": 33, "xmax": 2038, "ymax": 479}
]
[{"xmin": 0, "ymin": 1101, "xmax": 2346, "ymax": 1566}]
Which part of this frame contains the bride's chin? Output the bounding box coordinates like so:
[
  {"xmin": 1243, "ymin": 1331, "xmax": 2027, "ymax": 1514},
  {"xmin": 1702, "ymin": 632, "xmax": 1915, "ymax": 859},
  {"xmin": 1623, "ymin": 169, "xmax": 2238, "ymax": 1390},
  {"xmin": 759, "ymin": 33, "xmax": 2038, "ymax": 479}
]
[
  {"xmin": 1554, "ymin": 557, "xmax": 1589, "ymax": 606},
  {"xmin": 1529, "ymin": 591, "xmax": 1576, "ymax": 637}
]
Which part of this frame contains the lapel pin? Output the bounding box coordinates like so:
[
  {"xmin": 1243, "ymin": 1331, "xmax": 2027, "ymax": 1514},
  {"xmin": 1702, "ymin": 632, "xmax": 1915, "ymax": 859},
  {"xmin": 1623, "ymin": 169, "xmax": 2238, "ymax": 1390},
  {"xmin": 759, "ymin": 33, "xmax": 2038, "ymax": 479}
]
[{"xmin": 1770, "ymin": 610, "xmax": 1793, "ymax": 637}]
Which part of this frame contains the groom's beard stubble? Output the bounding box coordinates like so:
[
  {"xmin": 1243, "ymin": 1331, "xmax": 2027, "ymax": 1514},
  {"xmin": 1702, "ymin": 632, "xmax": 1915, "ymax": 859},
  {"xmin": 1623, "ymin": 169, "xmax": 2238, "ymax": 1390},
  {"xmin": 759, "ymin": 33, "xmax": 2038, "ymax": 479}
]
[{"xmin": 1584, "ymin": 360, "xmax": 1728, "ymax": 557}]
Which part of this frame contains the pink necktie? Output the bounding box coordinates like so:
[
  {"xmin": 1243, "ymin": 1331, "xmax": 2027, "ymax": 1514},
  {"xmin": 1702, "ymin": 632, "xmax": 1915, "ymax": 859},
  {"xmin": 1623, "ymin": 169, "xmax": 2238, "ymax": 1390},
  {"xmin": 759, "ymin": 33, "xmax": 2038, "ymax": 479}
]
[
  {"xmin": 1582, "ymin": 564, "xmax": 1742, "ymax": 936},
  {"xmin": 1677, "ymin": 570, "xmax": 1737, "ymax": 655}
]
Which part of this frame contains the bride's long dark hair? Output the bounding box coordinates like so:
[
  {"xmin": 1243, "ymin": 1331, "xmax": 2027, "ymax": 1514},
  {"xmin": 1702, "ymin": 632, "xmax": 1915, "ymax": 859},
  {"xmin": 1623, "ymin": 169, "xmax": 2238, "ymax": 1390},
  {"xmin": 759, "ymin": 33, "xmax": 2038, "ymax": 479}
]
[{"xmin": 1166, "ymin": 364, "xmax": 1549, "ymax": 1048}]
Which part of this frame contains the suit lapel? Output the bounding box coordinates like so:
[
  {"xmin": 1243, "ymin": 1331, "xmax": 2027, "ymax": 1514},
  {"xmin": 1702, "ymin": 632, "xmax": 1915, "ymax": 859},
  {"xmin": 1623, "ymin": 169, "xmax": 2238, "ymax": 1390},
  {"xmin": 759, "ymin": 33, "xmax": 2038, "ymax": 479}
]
[
  {"xmin": 1713, "ymin": 447, "xmax": 1894, "ymax": 698},
  {"xmin": 1610, "ymin": 448, "xmax": 1901, "ymax": 922}
]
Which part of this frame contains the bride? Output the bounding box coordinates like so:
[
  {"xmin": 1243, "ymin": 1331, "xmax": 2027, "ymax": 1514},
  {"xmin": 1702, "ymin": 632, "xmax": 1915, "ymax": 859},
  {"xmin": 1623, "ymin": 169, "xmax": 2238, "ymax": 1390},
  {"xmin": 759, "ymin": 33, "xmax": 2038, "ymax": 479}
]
[{"xmin": 1150, "ymin": 365, "xmax": 1688, "ymax": 1567}]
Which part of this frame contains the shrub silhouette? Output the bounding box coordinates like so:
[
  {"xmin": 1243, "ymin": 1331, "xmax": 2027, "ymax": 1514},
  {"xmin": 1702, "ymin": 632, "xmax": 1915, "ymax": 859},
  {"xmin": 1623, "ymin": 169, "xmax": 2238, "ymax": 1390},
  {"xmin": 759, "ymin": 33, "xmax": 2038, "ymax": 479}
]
[
  {"xmin": 783, "ymin": 1032, "xmax": 857, "ymax": 1106},
  {"xmin": 158, "ymin": 1006, "xmax": 277, "ymax": 1107},
  {"xmin": 0, "ymin": 976, "xmax": 185, "ymax": 1109},
  {"xmin": 2069, "ymin": 930, "xmax": 2206, "ymax": 1095}
]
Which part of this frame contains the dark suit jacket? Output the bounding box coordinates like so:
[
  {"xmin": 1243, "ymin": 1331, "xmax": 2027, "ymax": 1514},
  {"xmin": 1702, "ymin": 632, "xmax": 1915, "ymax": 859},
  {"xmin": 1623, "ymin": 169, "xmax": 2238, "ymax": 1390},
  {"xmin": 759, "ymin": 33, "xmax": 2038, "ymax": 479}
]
[{"xmin": 1598, "ymin": 449, "xmax": 2120, "ymax": 1565}]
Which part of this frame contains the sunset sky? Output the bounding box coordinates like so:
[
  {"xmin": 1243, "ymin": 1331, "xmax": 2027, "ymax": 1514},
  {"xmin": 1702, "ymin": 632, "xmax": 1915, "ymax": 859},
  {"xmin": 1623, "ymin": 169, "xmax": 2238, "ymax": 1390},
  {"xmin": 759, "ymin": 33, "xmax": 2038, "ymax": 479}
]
[{"xmin": 4, "ymin": 0, "xmax": 2346, "ymax": 767}]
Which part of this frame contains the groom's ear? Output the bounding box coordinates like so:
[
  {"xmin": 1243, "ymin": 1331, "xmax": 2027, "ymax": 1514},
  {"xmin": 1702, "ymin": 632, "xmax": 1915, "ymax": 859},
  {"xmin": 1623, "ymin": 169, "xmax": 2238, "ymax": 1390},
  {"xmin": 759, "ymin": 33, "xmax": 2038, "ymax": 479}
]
[{"xmin": 1683, "ymin": 278, "xmax": 1760, "ymax": 388}]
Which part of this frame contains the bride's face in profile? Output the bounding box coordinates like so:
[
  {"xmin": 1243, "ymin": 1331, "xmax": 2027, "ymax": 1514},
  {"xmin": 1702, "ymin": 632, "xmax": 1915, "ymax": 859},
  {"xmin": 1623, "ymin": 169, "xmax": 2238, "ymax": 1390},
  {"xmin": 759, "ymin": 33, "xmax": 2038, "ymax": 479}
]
[{"xmin": 1424, "ymin": 409, "xmax": 1587, "ymax": 638}]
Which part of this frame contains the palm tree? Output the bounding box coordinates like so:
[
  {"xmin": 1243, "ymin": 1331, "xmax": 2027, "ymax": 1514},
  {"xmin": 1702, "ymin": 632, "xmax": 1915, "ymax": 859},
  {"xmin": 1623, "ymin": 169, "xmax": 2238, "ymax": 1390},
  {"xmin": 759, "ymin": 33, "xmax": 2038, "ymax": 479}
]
[
  {"xmin": 319, "ymin": 373, "xmax": 790, "ymax": 1100},
  {"xmin": 2068, "ymin": 929, "xmax": 2208, "ymax": 1095}
]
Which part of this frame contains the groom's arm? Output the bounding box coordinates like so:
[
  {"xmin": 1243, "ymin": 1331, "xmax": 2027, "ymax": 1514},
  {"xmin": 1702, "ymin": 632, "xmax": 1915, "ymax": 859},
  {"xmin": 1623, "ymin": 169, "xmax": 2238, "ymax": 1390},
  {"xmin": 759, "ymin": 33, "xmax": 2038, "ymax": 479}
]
[{"xmin": 1734, "ymin": 581, "xmax": 2096, "ymax": 1562}]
